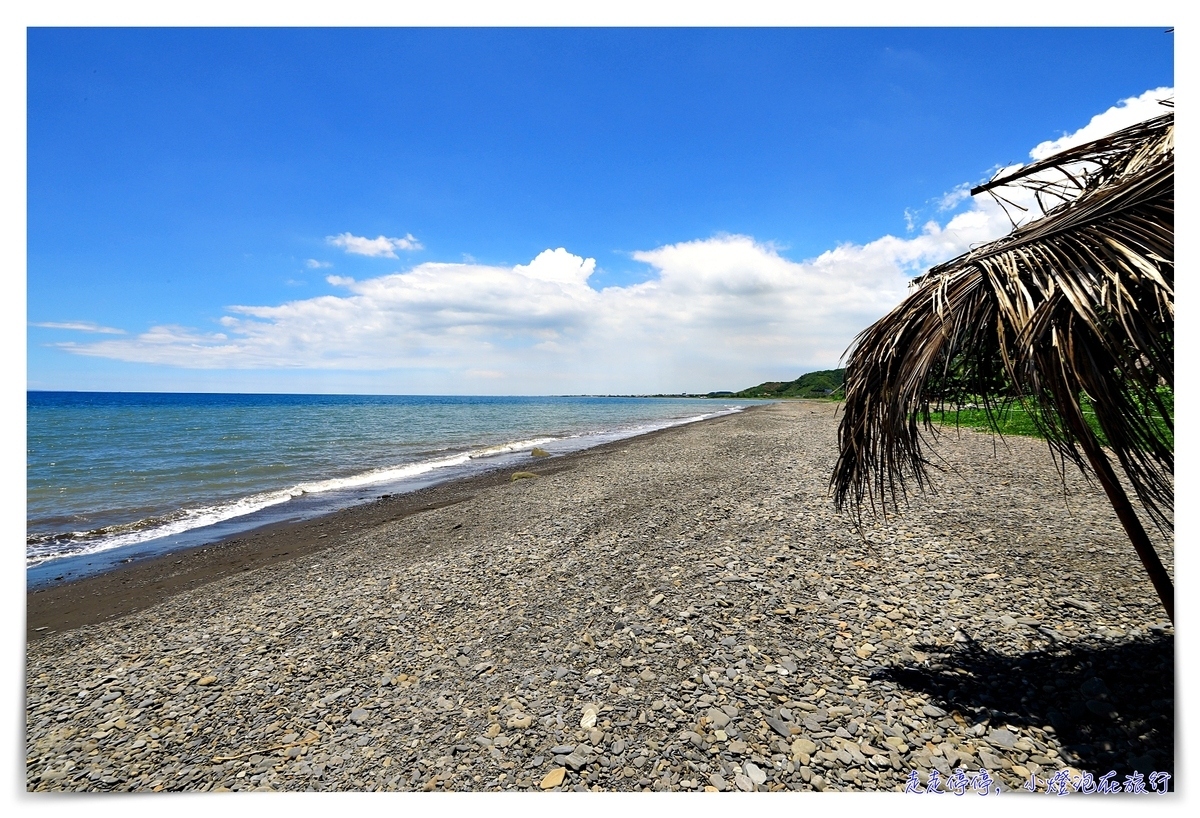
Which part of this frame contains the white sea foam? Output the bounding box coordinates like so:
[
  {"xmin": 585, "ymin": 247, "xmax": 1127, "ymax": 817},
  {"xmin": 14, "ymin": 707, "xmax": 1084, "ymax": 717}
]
[
  {"xmin": 28, "ymin": 405, "xmax": 745, "ymax": 568},
  {"xmin": 469, "ymin": 437, "xmax": 559, "ymax": 458}
]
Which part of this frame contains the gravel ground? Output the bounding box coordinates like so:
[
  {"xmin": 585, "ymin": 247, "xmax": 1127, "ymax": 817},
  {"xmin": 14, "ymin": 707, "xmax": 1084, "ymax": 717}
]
[{"xmin": 26, "ymin": 401, "xmax": 1174, "ymax": 793}]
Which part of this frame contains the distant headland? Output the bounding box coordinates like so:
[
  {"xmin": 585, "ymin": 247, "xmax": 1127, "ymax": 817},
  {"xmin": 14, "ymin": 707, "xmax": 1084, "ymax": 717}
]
[{"xmin": 567, "ymin": 368, "xmax": 846, "ymax": 400}]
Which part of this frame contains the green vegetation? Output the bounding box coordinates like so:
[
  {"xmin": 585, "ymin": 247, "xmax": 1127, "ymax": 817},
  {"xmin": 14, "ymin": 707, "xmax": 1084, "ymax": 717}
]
[
  {"xmin": 929, "ymin": 388, "xmax": 1173, "ymax": 447},
  {"xmin": 735, "ymin": 368, "xmax": 845, "ymax": 399},
  {"xmin": 928, "ymin": 402, "xmax": 1054, "ymax": 440}
]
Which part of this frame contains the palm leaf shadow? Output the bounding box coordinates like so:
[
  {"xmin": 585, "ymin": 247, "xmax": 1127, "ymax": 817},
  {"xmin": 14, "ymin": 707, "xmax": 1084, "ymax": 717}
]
[{"xmin": 873, "ymin": 632, "xmax": 1173, "ymax": 782}]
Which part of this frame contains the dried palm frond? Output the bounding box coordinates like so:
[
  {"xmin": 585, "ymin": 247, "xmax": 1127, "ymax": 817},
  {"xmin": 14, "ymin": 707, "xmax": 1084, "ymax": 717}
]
[{"xmin": 831, "ymin": 110, "xmax": 1174, "ymax": 619}]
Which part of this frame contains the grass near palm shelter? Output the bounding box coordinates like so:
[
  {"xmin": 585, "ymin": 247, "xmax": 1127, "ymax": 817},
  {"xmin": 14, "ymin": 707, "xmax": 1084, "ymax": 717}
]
[
  {"xmin": 929, "ymin": 403, "xmax": 1054, "ymax": 439},
  {"xmin": 929, "ymin": 389, "xmax": 1173, "ymax": 447}
]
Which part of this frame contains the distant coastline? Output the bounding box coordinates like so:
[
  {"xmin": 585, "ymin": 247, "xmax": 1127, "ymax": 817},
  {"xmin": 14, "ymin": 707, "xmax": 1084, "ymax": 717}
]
[{"xmin": 557, "ymin": 367, "xmax": 848, "ymax": 400}]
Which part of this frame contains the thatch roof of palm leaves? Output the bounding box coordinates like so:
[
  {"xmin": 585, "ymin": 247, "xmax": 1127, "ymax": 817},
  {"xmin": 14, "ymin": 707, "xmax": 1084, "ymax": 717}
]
[{"xmin": 831, "ymin": 107, "xmax": 1174, "ymax": 620}]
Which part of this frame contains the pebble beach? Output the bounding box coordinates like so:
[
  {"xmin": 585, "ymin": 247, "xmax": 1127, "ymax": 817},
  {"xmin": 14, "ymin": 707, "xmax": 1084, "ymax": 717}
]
[{"xmin": 25, "ymin": 400, "xmax": 1174, "ymax": 793}]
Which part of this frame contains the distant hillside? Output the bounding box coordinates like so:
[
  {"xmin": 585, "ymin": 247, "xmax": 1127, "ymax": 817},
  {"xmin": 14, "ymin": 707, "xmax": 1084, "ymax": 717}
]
[{"xmin": 735, "ymin": 368, "xmax": 845, "ymax": 399}]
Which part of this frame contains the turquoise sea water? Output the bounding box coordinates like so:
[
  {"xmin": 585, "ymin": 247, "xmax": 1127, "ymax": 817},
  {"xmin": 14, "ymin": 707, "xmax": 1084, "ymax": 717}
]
[{"xmin": 27, "ymin": 392, "xmax": 757, "ymax": 583}]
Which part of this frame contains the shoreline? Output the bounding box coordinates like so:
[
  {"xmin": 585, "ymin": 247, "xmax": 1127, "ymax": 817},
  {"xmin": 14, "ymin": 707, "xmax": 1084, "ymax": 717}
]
[
  {"xmin": 26, "ymin": 406, "xmax": 764, "ymax": 641},
  {"xmin": 28, "ymin": 393, "xmax": 755, "ymax": 587},
  {"xmin": 27, "ymin": 401, "xmax": 1173, "ymax": 792}
]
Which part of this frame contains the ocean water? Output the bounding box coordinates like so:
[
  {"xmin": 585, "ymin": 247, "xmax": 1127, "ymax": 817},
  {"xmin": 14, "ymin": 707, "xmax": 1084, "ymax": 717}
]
[{"xmin": 27, "ymin": 392, "xmax": 758, "ymax": 584}]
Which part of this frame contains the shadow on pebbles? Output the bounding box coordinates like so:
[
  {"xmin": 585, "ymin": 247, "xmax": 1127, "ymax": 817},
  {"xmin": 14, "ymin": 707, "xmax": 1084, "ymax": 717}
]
[{"xmin": 27, "ymin": 401, "xmax": 1174, "ymax": 793}]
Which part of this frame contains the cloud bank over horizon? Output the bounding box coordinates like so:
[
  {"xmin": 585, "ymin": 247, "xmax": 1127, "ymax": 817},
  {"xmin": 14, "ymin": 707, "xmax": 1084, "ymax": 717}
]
[{"xmin": 50, "ymin": 88, "xmax": 1172, "ymax": 394}]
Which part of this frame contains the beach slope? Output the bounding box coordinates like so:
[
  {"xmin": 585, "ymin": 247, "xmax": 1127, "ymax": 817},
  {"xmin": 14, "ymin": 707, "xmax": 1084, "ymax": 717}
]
[{"xmin": 27, "ymin": 401, "xmax": 1173, "ymax": 792}]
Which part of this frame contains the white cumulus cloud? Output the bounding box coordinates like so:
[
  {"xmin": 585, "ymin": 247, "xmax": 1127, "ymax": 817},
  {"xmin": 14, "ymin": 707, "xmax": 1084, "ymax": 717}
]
[
  {"xmin": 56, "ymin": 210, "xmax": 1011, "ymax": 392},
  {"xmin": 327, "ymin": 232, "xmax": 423, "ymax": 258}
]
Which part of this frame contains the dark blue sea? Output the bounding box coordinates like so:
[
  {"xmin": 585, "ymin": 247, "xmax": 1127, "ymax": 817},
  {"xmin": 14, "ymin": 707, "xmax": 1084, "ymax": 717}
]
[{"xmin": 27, "ymin": 392, "xmax": 757, "ymax": 585}]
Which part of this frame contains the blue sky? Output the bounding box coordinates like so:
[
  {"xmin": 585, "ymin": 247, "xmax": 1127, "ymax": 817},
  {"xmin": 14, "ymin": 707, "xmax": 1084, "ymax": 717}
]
[{"xmin": 26, "ymin": 27, "xmax": 1174, "ymax": 394}]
